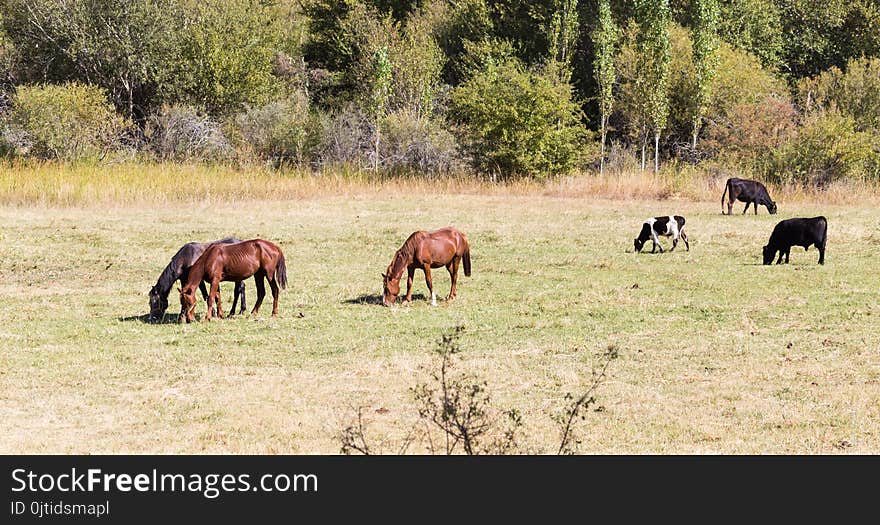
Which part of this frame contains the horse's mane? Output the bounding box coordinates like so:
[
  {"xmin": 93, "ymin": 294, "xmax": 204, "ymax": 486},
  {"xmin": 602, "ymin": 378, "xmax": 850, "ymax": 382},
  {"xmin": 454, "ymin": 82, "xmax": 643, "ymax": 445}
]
[{"xmin": 388, "ymin": 231, "xmax": 426, "ymax": 279}]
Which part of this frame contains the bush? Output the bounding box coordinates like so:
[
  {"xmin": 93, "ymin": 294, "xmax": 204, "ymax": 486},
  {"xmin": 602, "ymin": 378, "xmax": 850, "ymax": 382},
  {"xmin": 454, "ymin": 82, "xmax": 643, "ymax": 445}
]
[
  {"xmin": 0, "ymin": 82, "xmax": 128, "ymax": 160},
  {"xmin": 798, "ymin": 57, "xmax": 880, "ymax": 133},
  {"xmin": 768, "ymin": 109, "xmax": 880, "ymax": 186},
  {"xmin": 315, "ymin": 105, "xmax": 373, "ymax": 169},
  {"xmin": 703, "ymin": 93, "xmax": 798, "ymax": 164},
  {"xmin": 233, "ymin": 91, "xmax": 320, "ymax": 167},
  {"xmin": 379, "ymin": 110, "xmax": 464, "ymax": 176},
  {"xmin": 451, "ymin": 59, "xmax": 587, "ymax": 179},
  {"xmin": 145, "ymin": 105, "xmax": 232, "ymax": 162}
]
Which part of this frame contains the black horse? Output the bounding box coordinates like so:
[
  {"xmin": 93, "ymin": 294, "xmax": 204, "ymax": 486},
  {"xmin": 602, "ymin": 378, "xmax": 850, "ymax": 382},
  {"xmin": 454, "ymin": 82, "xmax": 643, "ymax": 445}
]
[{"xmin": 148, "ymin": 238, "xmax": 246, "ymax": 322}]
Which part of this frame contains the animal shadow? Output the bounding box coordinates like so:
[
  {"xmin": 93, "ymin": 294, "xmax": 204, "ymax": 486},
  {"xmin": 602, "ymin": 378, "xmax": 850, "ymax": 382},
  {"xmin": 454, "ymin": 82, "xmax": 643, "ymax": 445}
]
[
  {"xmin": 343, "ymin": 293, "xmax": 427, "ymax": 305},
  {"xmin": 117, "ymin": 313, "xmax": 178, "ymax": 324}
]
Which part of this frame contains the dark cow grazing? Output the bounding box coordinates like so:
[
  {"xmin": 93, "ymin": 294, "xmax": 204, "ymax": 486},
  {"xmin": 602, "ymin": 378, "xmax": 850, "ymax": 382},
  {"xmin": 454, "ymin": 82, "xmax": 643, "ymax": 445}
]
[
  {"xmin": 763, "ymin": 216, "xmax": 827, "ymax": 265},
  {"xmin": 634, "ymin": 216, "xmax": 689, "ymax": 253},
  {"xmin": 721, "ymin": 177, "xmax": 778, "ymax": 215}
]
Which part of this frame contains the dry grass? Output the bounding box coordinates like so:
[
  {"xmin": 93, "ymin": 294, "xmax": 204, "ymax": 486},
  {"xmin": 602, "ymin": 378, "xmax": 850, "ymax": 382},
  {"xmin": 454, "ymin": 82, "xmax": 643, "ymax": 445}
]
[
  {"xmin": 2, "ymin": 160, "xmax": 879, "ymax": 207},
  {"xmin": 1, "ymin": 183, "xmax": 878, "ymax": 454}
]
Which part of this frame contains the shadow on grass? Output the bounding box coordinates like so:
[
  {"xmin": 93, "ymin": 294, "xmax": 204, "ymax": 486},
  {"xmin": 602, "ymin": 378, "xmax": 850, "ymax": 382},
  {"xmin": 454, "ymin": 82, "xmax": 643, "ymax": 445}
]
[
  {"xmin": 117, "ymin": 313, "xmax": 178, "ymax": 324},
  {"xmin": 343, "ymin": 293, "xmax": 427, "ymax": 305}
]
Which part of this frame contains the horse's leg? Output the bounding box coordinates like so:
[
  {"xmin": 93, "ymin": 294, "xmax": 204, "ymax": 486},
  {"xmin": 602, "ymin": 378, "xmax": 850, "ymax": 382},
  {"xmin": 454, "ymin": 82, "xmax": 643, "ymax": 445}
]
[
  {"xmin": 205, "ymin": 282, "xmax": 216, "ymax": 321},
  {"xmin": 213, "ymin": 281, "xmax": 224, "ymax": 319},
  {"xmin": 229, "ymin": 281, "xmax": 239, "ymax": 317},
  {"xmin": 251, "ymin": 272, "xmax": 266, "ymax": 316},
  {"xmin": 238, "ymin": 281, "xmax": 247, "ymax": 314},
  {"xmin": 447, "ymin": 257, "xmax": 459, "ymax": 301},
  {"xmin": 424, "ymin": 265, "xmax": 436, "ymax": 306},
  {"xmin": 407, "ymin": 267, "xmax": 417, "ymax": 301},
  {"xmin": 268, "ymin": 277, "xmax": 280, "ymax": 317}
]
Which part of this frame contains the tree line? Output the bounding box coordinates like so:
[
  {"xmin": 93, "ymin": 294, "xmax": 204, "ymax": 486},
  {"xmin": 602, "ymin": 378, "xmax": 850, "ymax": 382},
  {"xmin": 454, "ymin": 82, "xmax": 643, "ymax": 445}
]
[{"xmin": 0, "ymin": 0, "xmax": 878, "ymax": 184}]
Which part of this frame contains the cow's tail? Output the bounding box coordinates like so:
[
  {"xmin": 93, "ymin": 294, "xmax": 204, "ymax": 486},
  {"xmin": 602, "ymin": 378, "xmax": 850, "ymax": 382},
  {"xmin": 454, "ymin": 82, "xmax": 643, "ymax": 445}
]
[
  {"xmin": 276, "ymin": 253, "xmax": 288, "ymax": 290},
  {"xmin": 462, "ymin": 236, "xmax": 471, "ymax": 277},
  {"xmin": 721, "ymin": 179, "xmax": 730, "ymax": 214}
]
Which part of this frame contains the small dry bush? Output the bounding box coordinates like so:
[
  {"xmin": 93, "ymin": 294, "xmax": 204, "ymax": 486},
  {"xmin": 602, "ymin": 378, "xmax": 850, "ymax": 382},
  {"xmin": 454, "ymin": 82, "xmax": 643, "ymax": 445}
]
[{"xmin": 145, "ymin": 104, "xmax": 232, "ymax": 162}]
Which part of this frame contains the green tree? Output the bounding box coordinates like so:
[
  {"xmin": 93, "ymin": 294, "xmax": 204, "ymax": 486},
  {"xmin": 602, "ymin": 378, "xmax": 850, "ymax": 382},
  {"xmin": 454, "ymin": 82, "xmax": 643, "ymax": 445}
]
[
  {"xmin": 636, "ymin": 0, "xmax": 671, "ymax": 172},
  {"xmin": 547, "ymin": 0, "xmax": 580, "ymax": 82},
  {"xmin": 369, "ymin": 46, "xmax": 393, "ymax": 171},
  {"xmin": 691, "ymin": 0, "xmax": 719, "ymax": 149},
  {"xmin": 592, "ymin": 0, "xmax": 618, "ymax": 173},
  {"xmin": 451, "ymin": 59, "xmax": 586, "ymax": 179}
]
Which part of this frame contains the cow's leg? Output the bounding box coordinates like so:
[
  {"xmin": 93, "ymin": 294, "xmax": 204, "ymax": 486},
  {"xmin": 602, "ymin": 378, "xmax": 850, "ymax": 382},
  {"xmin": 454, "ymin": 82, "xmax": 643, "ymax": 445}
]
[
  {"xmin": 818, "ymin": 242, "xmax": 825, "ymax": 265},
  {"xmin": 784, "ymin": 248, "xmax": 791, "ymax": 264},
  {"xmin": 404, "ymin": 267, "xmax": 415, "ymax": 303},
  {"xmin": 424, "ymin": 265, "xmax": 436, "ymax": 306},
  {"xmin": 754, "ymin": 201, "xmax": 758, "ymax": 215},
  {"xmin": 742, "ymin": 201, "xmax": 750, "ymax": 214},
  {"xmin": 776, "ymin": 250, "xmax": 784, "ymax": 264},
  {"xmin": 651, "ymin": 231, "xmax": 662, "ymax": 253},
  {"xmin": 680, "ymin": 230, "xmax": 690, "ymax": 251}
]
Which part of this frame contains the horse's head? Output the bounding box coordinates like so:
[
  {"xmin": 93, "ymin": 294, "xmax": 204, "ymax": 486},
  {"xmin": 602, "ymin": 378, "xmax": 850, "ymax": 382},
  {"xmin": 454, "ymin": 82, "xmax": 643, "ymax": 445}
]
[
  {"xmin": 149, "ymin": 285, "xmax": 168, "ymax": 322},
  {"xmin": 178, "ymin": 285, "xmax": 197, "ymax": 323},
  {"xmin": 381, "ymin": 271, "xmax": 400, "ymax": 307}
]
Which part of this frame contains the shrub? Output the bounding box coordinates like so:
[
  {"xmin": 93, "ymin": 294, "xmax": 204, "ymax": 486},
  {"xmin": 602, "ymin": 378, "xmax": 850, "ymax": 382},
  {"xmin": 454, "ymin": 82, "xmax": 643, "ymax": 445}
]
[
  {"xmin": 145, "ymin": 105, "xmax": 232, "ymax": 162},
  {"xmin": 768, "ymin": 108, "xmax": 880, "ymax": 186},
  {"xmin": 379, "ymin": 110, "xmax": 464, "ymax": 176},
  {"xmin": 703, "ymin": 93, "xmax": 798, "ymax": 164},
  {"xmin": 315, "ymin": 105, "xmax": 373, "ymax": 169},
  {"xmin": 233, "ymin": 91, "xmax": 320, "ymax": 167},
  {"xmin": 451, "ymin": 59, "xmax": 587, "ymax": 179},
  {"xmin": 0, "ymin": 82, "xmax": 128, "ymax": 160},
  {"xmin": 798, "ymin": 57, "xmax": 880, "ymax": 133}
]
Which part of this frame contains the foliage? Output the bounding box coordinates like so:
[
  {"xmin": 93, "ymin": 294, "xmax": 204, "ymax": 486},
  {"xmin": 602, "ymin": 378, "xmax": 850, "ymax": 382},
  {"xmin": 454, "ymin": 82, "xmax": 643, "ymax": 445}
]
[
  {"xmin": 145, "ymin": 105, "xmax": 232, "ymax": 162},
  {"xmin": 716, "ymin": 0, "xmax": 784, "ymax": 70},
  {"xmin": 592, "ymin": 0, "xmax": 619, "ymax": 172},
  {"xmin": 451, "ymin": 59, "xmax": 587, "ymax": 179},
  {"xmin": 1, "ymin": 82, "xmax": 129, "ymax": 159},
  {"xmin": 768, "ymin": 108, "xmax": 880, "ymax": 185},
  {"xmin": 691, "ymin": 0, "xmax": 720, "ymax": 148},
  {"xmin": 379, "ymin": 110, "xmax": 464, "ymax": 176},
  {"xmin": 0, "ymin": 0, "xmax": 178, "ymax": 119},
  {"xmin": 798, "ymin": 57, "xmax": 880, "ymax": 133},
  {"xmin": 232, "ymin": 91, "xmax": 320, "ymax": 167},
  {"xmin": 156, "ymin": 0, "xmax": 284, "ymax": 116},
  {"xmin": 635, "ymin": 0, "xmax": 671, "ymax": 171},
  {"xmin": 546, "ymin": 0, "xmax": 579, "ymax": 82}
]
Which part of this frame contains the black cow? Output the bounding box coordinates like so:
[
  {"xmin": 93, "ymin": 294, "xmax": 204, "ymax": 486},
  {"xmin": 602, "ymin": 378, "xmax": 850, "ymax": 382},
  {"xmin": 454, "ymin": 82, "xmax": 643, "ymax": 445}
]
[
  {"xmin": 762, "ymin": 216, "xmax": 827, "ymax": 265},
  {"xmin": 721, "ymin": 178, "xmax": 777, "ymax": 215},
  {"xmin": 634, "ymin": 216, "xmax": 689, "ymax": 253}
]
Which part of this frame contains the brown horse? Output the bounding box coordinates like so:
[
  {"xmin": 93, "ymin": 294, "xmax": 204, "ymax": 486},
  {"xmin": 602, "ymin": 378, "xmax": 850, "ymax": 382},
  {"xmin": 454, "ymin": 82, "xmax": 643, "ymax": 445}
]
[
  {"xmin": 179, "ymin": 239, "xmax": 287, "ymax": 322},
  {"xmin": 382, "ymin": 227, "xmax": 471, "ymax": 307}
]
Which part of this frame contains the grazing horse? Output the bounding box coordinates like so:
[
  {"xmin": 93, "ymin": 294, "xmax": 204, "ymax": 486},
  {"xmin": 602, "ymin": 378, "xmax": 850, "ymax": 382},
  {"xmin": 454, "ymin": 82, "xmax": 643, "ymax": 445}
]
[
  {"xmin": 149, "ymin": 238, "xmax": 246, "ymax": 322},
  {"xmin": 382, "ymin": 227, "xmax": 471, "ymax": 307},
  {"xmin": 179, "ymin": 239, "xmax": 287, "ymax": 322}
]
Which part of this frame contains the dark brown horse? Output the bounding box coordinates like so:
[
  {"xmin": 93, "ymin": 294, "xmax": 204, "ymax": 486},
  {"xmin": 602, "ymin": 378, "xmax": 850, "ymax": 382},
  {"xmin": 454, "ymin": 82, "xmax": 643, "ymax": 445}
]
[
  {"xmin": 179, "ymin": 239, "xmax": 287, "ymax": 322},
  {"xmin": 382, "ymin": 227, "xmax": 471, "ymax": 307}
]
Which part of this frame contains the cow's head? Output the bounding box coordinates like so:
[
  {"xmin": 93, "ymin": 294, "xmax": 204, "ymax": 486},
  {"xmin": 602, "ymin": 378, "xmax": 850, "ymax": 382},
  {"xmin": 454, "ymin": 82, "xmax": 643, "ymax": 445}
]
[
  {"xmin": 762, "ymin": 245, "xmax": 774, "ymax": 265},
  {"xmin": 633, "ymin": 238, "xmax": 645, "ymax": 253},
  {"xmin": 767, "ymin": 201, "xmax": 778, "ymax": 214}
]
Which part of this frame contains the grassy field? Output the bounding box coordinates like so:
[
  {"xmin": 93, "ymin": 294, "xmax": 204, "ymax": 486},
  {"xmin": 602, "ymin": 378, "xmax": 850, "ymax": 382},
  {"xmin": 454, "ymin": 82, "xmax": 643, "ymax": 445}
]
[{"xmin": 1, "ymin": 171, "xmax": 879, "ymax": 453}]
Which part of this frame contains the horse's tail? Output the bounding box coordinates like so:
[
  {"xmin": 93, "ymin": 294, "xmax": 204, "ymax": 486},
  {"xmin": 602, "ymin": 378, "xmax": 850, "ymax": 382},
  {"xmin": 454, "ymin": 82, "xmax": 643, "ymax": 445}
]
[
  {"xmin": 276, "ymin": 252, "xmax": 288, "ymax": 290},
  {"xmin": 462, "ymin": 237, "xmax": 471, "ymax": 277},
  {"xmin": 721, "ymin": 179, "xmax": 730, "ymax": 214}
]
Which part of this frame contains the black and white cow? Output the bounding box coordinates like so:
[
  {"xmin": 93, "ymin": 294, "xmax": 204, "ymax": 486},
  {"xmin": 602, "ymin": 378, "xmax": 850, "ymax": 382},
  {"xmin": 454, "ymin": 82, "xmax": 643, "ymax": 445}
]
[
  {"xmin": 762, "ymin": 216, "xmax": 827, "ymax": 265},
  {"xmin": 633, "ymin": 216, "xmax": 689, "ymax": 253},
  {"xmin": 721, "ymin": 177, "xmax": 778, "ymax": 215}
]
